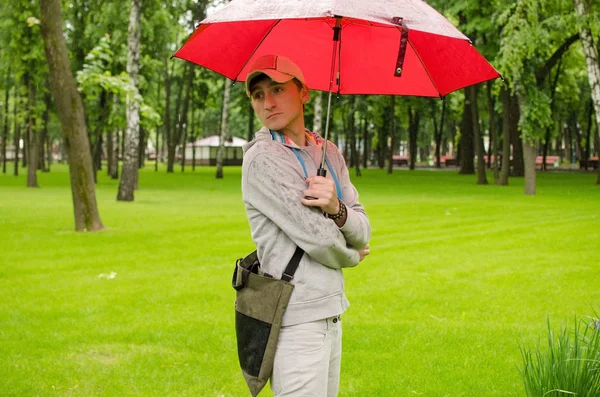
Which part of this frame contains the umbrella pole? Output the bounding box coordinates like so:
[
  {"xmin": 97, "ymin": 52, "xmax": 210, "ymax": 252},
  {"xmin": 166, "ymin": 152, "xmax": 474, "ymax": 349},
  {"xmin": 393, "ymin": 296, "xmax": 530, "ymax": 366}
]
[
  {"xmin": 316, "ymin": 89, "xmax": 335, "ymax": 177},
  {"xmin": 317, "ymin": 17, "xmax": 342, "ymax": 178}
]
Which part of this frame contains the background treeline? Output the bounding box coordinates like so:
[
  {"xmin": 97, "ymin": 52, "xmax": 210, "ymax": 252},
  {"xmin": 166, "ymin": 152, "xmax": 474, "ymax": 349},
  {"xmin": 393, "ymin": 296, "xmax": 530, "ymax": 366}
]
[{"xmin": 1, "ymin": 0, "xmax": 599, "ymax": 191}]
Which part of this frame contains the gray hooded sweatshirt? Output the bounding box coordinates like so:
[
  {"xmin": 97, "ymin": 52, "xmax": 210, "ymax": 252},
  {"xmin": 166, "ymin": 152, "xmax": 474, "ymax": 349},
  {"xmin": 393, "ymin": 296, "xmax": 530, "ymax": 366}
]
[{"xmin": 242, "ymin": 127, "xmax": 371, "ymax": 326}]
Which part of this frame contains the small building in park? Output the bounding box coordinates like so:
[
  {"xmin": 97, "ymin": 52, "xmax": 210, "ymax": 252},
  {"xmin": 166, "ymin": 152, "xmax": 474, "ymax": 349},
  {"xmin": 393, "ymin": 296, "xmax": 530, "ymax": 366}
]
[{"xmin": 183, "ymin": 135, "xmax": 247, "ymax": 166}]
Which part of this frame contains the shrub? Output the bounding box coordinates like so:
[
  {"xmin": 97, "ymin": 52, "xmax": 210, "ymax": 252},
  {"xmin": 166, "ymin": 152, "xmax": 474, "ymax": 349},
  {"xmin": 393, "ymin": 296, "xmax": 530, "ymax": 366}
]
[{"xmin": 520, "ymin": 315, "xmax": 600, "ymax": 397}]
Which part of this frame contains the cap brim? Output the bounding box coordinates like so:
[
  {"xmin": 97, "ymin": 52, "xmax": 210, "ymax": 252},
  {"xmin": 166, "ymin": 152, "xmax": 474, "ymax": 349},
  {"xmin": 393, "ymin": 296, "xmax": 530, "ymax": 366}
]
[{"xmin": 246, "ymin": 70, "xmax": 295, "ymax": 95}]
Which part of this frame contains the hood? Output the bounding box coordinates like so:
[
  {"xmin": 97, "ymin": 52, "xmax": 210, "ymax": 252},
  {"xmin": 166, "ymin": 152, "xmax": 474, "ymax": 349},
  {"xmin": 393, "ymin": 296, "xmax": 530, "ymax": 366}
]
[{"xmin": 242, "ymin": 126, "xmax": 272, "ymax": 154}]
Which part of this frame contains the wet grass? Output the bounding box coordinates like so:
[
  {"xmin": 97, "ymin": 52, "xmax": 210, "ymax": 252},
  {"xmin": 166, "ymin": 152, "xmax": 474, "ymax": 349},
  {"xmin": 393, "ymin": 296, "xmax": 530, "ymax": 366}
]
[{"xmin": 1, "ymin": 163, "xmax": 599, "ymax": 396}]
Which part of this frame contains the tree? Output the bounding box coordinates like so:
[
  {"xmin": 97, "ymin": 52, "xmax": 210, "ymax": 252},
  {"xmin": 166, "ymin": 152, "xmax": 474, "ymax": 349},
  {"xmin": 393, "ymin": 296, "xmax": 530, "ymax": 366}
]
[
  {"xmin": 117, "ymin": 0, "xmax": 142, "ymax": 201},
  {"xmin": 1, "ymin": 70, "xmax": 10, "ymax": 174},
  {"xmin": 574, "ymin": 0, "xmax": 600, "ymax": 184},
  {"xmin": 468, "ymin": 85, "xmax": 488, "ymax": 184},
  {"xmin": 216, "ymin": 79, "xmax": 230, "ymax": 179},
  {"xmin": 39, "ymin": 0, "xmax": 104, "ymax": 231},
  {"xmin": 387, "ymin": 95, "xmax": 397, "ymax": 174},
  {"xmin": 313, "ymin": 92, "xmax": 323, "ymax": 135},
  {"xmin": 497, "ymin": 0, "xmax": 580, "ymax": 194},
  {"xmin": 459, "ymin": 89, "xmax": 475, "ymax": 174}
]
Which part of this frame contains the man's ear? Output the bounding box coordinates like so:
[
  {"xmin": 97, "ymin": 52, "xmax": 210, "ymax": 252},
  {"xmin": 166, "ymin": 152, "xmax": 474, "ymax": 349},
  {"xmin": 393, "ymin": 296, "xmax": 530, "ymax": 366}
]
[{"xmin": 300, "ymin": 85, "xmax": 310, "ymax": 104}]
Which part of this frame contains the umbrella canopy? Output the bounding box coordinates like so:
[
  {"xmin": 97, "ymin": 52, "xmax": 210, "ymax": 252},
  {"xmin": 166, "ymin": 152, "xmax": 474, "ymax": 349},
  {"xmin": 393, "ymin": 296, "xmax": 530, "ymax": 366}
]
[{"xmin": 174, "ymin": 0, "xmax": 500, "ymax": 97}]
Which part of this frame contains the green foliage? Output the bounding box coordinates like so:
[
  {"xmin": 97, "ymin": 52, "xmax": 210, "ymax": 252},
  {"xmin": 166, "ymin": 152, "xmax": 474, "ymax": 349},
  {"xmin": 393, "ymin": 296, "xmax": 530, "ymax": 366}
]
[
  {"xmin": 495, "ymin": 0, "xmax": 580, "ymax": 142},
  {"xmin": 76, "ymin": 35, "xmax": 161, "ymax": 133},
  {"xmin": 520, "ymin": 315, "xmax": 600, "ymax": 397}
]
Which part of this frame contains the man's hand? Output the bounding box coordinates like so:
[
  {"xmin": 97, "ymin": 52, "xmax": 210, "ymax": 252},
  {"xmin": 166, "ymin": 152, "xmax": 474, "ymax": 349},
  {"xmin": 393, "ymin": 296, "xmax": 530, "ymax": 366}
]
[
  {"xmin": 358, "ymin": 244, "xmax": 370, "ymax": 262},
  {"xmin": 300, "ymin": 176, "xmax": 339, "ymax": 215}
]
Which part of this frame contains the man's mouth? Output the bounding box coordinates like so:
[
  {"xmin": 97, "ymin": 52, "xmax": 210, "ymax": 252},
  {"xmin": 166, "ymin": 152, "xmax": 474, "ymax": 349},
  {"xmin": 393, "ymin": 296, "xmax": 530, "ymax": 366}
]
[{"xmin": 267, "ymin": 113, "xmax": 281, "ymax": 120}]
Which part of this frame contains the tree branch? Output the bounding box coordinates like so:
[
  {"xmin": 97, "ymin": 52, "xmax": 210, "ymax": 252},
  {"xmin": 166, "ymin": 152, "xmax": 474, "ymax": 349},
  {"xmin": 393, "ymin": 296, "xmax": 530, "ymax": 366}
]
[{"xmin": 535, "ymin": 33, "xmax": 580, "ymax": 86}]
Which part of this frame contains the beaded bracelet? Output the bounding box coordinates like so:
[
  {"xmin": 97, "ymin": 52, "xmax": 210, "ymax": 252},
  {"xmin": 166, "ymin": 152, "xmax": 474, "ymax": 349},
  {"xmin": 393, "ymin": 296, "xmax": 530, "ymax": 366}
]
[{"xmin": 327, "ymin": 199, "xmax": 346, "ymax": 220}]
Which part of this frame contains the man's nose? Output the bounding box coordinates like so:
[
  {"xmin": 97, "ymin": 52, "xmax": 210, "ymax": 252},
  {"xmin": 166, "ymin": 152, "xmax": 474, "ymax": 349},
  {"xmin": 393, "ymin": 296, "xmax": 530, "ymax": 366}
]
[{"xmin": 264, "ymin": 93, "xmax": 276, "ymax": 109}]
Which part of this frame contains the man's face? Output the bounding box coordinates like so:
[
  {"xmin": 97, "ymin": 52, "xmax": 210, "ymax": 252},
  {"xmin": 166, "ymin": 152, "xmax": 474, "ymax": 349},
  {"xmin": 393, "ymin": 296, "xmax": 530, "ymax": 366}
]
[{"xmin": 249, "ymin": 77, "xmax": 309, "ymax": 133}]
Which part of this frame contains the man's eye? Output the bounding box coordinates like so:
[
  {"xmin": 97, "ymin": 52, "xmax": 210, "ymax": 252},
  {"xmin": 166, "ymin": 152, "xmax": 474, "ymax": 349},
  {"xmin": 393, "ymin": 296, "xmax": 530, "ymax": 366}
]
[
  {"xmin": 273, "ymin": 87, "xmax": 283, "ymax": 94},
  {"xmin": 252, "ymin": 92, "xmax": 264, "ymax": 100}
]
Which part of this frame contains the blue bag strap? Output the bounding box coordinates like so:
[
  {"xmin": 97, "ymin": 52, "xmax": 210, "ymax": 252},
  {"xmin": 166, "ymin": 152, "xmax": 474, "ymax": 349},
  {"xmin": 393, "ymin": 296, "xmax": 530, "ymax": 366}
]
[
  {"xmin": 291, "ymin": 148, "xmax": 309, "ymax": 179},
  {"xmin": 324, "ymin": 157, "xmax": 343, "ymax": 200},
  {"xmin": 270, "ymin": 130, "xmax": 343, "ymax": 199}
]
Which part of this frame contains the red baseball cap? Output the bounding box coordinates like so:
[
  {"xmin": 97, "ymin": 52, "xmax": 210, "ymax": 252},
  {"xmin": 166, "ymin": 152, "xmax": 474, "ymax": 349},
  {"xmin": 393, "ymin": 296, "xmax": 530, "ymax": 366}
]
[{"xmin": 245, "ymin": 54, "xmax": 306, "ymax": 96}]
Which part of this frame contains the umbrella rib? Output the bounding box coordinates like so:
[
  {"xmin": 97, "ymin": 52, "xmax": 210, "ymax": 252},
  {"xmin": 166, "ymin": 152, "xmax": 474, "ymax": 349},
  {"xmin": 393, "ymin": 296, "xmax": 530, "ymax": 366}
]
[
  {"xmin": 232, "ymin": 19, "xmax": 282, "ymax": 83},
  {"xmin": 408, "ymin": 39, "xmax": 443, "ymax": 98}
]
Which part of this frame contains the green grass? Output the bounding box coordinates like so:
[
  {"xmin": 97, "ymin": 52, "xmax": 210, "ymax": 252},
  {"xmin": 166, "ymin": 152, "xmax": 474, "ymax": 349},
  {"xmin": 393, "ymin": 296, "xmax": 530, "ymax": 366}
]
[{"xmin": 1, "ymin": 163, "xmax": 599, "ymax": 396}]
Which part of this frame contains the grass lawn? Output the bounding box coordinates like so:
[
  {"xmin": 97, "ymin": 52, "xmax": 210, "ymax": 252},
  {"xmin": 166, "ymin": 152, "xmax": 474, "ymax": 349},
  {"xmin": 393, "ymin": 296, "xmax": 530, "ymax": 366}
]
[{"xmin": 1, "ymin": 163, "xmax": 599, "ymax": 396}]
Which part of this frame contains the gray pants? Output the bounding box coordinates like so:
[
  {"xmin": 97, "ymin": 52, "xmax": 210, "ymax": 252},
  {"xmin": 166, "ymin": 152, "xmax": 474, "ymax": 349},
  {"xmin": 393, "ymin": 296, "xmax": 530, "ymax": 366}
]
[{"xmin": 271, "ymin": 316, "xmax": 342, "ymax": 397}]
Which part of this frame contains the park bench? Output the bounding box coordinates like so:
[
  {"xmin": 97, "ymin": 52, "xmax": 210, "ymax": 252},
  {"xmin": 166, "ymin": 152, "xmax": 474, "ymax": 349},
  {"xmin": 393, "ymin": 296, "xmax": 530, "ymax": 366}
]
[
  {"xmin": 392, "ymin": 155, "xmax": 409, "ymax": 166},
  {"xmin": 579, "ymin": 157, "xmax": 599, "ymax": 170},
  {"xmin": 536, "ymin": 155, "xmax": 560, "ymax": 169},
  {"xmin": 443, "ymin": 156, "xmax": 457, "ymax": 167}
]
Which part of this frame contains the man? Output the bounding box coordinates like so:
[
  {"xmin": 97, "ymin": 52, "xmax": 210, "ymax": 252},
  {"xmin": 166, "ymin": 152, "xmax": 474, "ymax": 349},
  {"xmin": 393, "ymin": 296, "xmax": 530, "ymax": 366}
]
[{"xmin": 241, "ymin": 54, "xmax": 371, "ymax": 396}]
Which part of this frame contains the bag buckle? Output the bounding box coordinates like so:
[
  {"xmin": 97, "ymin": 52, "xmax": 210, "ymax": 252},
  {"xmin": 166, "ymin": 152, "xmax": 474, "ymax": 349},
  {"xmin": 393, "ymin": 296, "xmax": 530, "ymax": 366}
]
[{"xmin": 281, "ymin": 272, "xmax": 294, "ymax": 282}]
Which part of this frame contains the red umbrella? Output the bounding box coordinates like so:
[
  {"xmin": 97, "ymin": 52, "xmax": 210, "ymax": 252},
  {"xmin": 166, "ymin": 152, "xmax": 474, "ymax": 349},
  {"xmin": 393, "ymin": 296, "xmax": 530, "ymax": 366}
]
[
  {"xmin": 174, "ymin": 0, "xmax": 500, "ymax": 174},
  {"xmin": 174, "ymin": 0, "xmax": 500, "ymax": 97}
]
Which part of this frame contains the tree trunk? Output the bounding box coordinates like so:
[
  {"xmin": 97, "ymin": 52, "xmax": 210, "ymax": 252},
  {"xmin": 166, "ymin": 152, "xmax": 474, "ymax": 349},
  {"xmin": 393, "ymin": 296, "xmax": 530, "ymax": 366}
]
[
  {"xmin": 387, "ymin": 96, "xmax": 396, "ymax": 174},
  {"xmin": 469, "ymin": 86, "xmax": 488, "ymax": 184},
  {"xmin": 408, "ymin": 107, "xmax": 419, "ymax": 170},
  {"xmin": 92, "ymin": 90, "xmax": 108, "ymax": 181},
  {"xmin": 107, "ymin": 129, "xmax": 114, "ymax": 176},
  {"xmin": 178, "ymin": 68, "xmax": 194, "ymax": 173},
  {"xmin": 459, "ymin": 89, "xmax": 475, "ymax": 175},
  {"xmin": 1, "ymin": 76, "xmax": 9, "ymax": 174},
  {"xmin": 216, "ymin": 79, "xmax": 230, "ymax": 179},
  {"xmin": 22, "ymin": 72, "xmax": 32, "ymax": 171},
  {"xmin": 181, "ymin": 127, "xmax": 187, "ymax": 172},
  {"xmin": 247, "ymin": 101, "xmax": 255, "ymax": 142},
  {"xmin": 39, "ymin": 0, "xmax": 104, "ymax": 231},
  {"xmin": 117, "ymin": 0, "xmax": 142, "ymax": 201},
  {"xmin": 27, "ymin": 127, "xmax": 39, "ymax": 188},
  {"xmin": 139, "ymin": 126, "xmax": 146, "ymax": 168},
  {"xmin": 354, "ymin": 114, "xmax": 362, "ymax": 177},
  {"xmin": 434, "ymin": 99, "xmax": 446, "ymax": 168},
  {"xmin": 584, "ymin": 99, "xmax": 593, "ymax": 170},
  {"xmin": 190, "ymin": 107, "xmax": 195, "ymax": 171},
  {"xmin": 487, "ymin": 81, "xmax": 499, "ymax": 182},
  {"xmin": 107, "ymin": 96, "xmax": 118, "ymax": 178},
  {"xmin": 574, "ymin": 0, "xmax": 600, "ymax": 184},
  {"xmin": 45, "ymin": 127, "xmax": 52, "ymax": 172},
  {"xmin": 510, "ymin": 110, "xmax": 524, "ymax": 177},
  {"xmin": 564, "ymin": 123, "xmax": 572, "ymax": 163},
  {"xmin": 499, "ymin": 89, "xmax": 513, "ymax": 185},
  {"xmin": 192, "ymin": 143, "xmax": 196, "ymax": 172},
  {"xmin": 516, "ymin": 94, "xmax": 537, "ymax": 195},
  {"xmin": 164, "ymin": 57, "xmax": 174, "ymax": 172},
  {"xmin": 26, "ymin": 76, "xmax": 39, "ymax": 188},
  {"xmin": 523, "ymin": 139, "xmax": 537, "ymax": 195},
  {"xmin": 40, "ymin": 92, "xmax": 51, "ymax": 172},
  {"xmin": 313, "ymin": 91, "xmax": 323, "ymax": 134},
  {"xmin": 13, "ymin": 84, "xmax": 20, "ymax": 176},
  {"xmin": 362, "ymin": 111, "xmax": 368, "ymax": 170},
  {"xmin": 155, "ymin": 125, "xmax": 160, "ymax": 172},
  {"xmin": 571, "ymin": 114, "xmax": 583, "ymax": 164},
  {"xmin": 111, "ymin": 129, "xmax": 120, "ymax": 179}
]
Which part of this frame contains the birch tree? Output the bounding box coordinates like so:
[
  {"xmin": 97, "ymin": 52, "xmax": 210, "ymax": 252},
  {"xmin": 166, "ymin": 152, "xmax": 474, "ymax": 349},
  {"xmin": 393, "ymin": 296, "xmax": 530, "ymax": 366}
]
[
  {"xmin": 313, "ymin": 92, "xmax": 322, "ymax": 134},
  {"xmin": 39, "ymin": 0, "xmax": 104, "ymax": 231},
  {"xmin": 117, "ymin": 0, "xmax": 142, "ymax": 201},
  {"xmin": 216, "ymin": 79, "xmax": 230, "ymax": 179},
  {"xmin": 574, "ymin": 0, "xmax": 600, "ymax": 184}
]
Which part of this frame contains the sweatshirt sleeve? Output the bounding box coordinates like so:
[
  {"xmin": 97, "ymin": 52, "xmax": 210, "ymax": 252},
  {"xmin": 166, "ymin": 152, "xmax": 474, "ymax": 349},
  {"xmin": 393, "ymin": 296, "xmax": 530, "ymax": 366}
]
[
  {"xmin": 333, "ymin": 148, "xmax": 372, "ymax": 249},
  {"xmin": 244, "ymin": 151, "xmax": 360, "ymax": 269}
]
